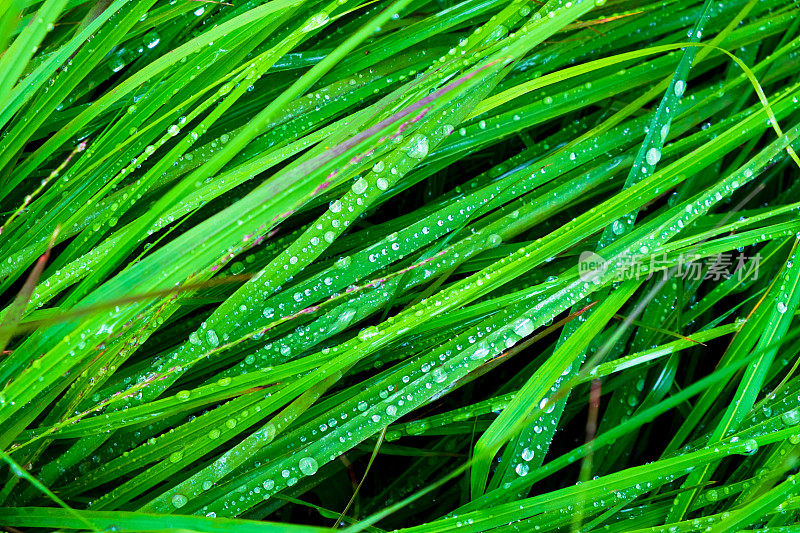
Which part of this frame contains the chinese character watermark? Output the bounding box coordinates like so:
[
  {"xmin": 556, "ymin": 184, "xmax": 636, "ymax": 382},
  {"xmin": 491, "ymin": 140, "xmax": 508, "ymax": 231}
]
[{"xmin": 578, "ymin": 251, "xmax": 761, "ymax": 283}]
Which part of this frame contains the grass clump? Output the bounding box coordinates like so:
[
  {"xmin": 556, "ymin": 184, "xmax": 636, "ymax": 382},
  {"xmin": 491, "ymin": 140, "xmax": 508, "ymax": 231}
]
[{"xmin": 1, "ymin": 0, "xmax": 800, "ymax": 531}]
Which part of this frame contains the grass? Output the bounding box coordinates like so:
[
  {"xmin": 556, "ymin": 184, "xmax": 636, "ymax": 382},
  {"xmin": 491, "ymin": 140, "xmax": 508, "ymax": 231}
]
[{"xmin": 1, "ymin": 0, "xmax": 800, "ymax": 530}]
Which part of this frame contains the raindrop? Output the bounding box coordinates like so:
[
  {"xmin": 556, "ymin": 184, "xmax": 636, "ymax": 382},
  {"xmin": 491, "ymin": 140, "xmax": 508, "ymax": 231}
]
[
  {"xmin": 299, "ymin": 457, "xmax": 319, "ymax": 475},
  {"xmin": 302, "ymin": 12, "xmax": 330, "ymax": 32},
  {"xmin": 513, "ymin": 318, "xmax": 534, "ymax": 337},
  {"xmin": 645, "ymin": 147, "xmax": 661, "ymax": 166},
  {"xmin": 521, "ymin": 447, "xmax": 534, "ymax": 461},
  {"xmin": 742, "ymin": 439, "xmax": 758, "ymax": 455},
  {"xmin": 782, "ymin": 409, "xmax": 799, "ymax": 426},
  {"xmin": 144, "ymin": 30, "xmax": 160, "ymax": 49},
  {"xmin": 260, "ymin": 423, "xmax": 277, "ymax": 442},
  {"xmin": 352, "ymin": 178, "xmax": 368, "ymax": 194},
  {"xmin": 405, "ymin": 135, "xmax": 429, "ymax": 160},
  {"xmin": 171, "ymin": 494, "xmax": 188, "ymax": 508}
]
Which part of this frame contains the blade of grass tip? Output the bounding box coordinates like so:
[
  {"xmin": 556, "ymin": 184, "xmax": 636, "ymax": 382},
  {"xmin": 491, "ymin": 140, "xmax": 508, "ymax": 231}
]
[
  {"xmin": 0, "ymin": 226, "xmax": 58, "ymax": 355},
  {"xmin": 0, "ymin": 138, "xmax": 87, "ymax": 236},
  {"xmin": 482, "ymin": 103, "xmax": 800, "ymax": 496},
  {"xmin": 490, "ymin": 0, "xmax": 718, "ymax": 489},
  {"xmin": 668, "ymin": 238, "xmax": 800, "ymax": 522},
  {"xmin": 333, "ymin": 426, "xmax": 388, "ymax": 528},
  {"xmin": 460, "ymin": 347, "xmax": 762, "ymax": 514},
  {"xmin": 353, "ymin": 332, "xmax": 766, "ymax": 530},
  {"xmin": 494, "ymin": 180, "xmax": 764, "ymax": 498},
  {"xmin": 0, "ymin": 450, "xmax": 100, "ymax": 533},
  {"xmin": 594, "ymin": 174, "xmax": 772, "ymax": 474},
  {"xmin": 471, "ymin": 279, "xmax": 642, "ymax": 497},
  {"xmin": 0, "ymin": 273, "xmax": 252, "ymax": 341}
]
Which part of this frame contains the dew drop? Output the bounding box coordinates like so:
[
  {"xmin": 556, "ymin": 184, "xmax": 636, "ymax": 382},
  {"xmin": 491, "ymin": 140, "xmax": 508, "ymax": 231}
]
[
  {"xmin": 405, "ymin": 135, "xmax": 429, "ymax": 159},
  {"xmin": 513, "ymin": 318, "xmax": 534, "ymax": 337},
  {"xmin": 144, "ymin": 30, "xmax": 160, "ymax": 49},
  {"xmin": 260, "ymin": 423, "xmax": 277, "ymax": 442},
  {"xmin": 645, "ymin": 147, "xmax": 661, "ymax": 166},
  {"xmin": 299, "ymin": 457, "xmax": 319, "ymax": 475},
  {"xmin": 301, "ymin": 12, "xmax": 329, "ymax": 32},
  {"xmin": 742, "ymin": 439, "xmax": 758, "ymax": 455},
  {"xmin": 351, "ymin": 178, "xmax": 368, "ymax": 194},
  {"xmin": 782, "ymin": 409, "xmax": 799, "ymax": 426},
  {"xmin": 521, "ymin": 447, "xmax": 534, "ymax": 461}
]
